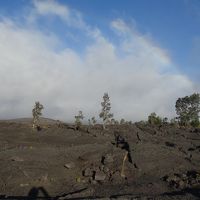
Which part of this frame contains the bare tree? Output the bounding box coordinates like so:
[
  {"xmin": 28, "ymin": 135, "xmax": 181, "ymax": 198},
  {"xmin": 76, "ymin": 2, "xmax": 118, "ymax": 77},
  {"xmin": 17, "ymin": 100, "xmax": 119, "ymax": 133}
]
[
  {"xmin": 88, "ymin": 116, "xmax": 97, "ymax": 130},
  {"xmin": 32, "ymin": 101, "xmax": 44, "ymax": 129},
  {"xmin": 99, "ymin": 93, "xmax": 113, "ymax": 129}
]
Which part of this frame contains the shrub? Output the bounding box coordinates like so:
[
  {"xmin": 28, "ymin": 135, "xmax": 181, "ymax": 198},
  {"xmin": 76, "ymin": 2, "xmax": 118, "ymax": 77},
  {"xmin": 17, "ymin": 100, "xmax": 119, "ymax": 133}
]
[
  {"xmin": 120, "ymin": 118, "xmax": 125, "ymax": 125},
  {"xmin": 170, "ymin": 117, "xmax": 179, "ymax": 127},
  {"xmin": 114, "ymin": 119, "xmax": 119, "ymax": 125},
  {"xmin": 191, "ymin": 119, "xmax": 200, "ymax": 128},
  {"xmin": 148, "ymin": 112, "xmax": 162, "ymax": 125},
  {"xmin": 162, "ymin": 117, "xmax": 168, "ymax": 124},
  {"xmin": 110, "ymin": 118, "xmax": 115, "ymax": 125}
]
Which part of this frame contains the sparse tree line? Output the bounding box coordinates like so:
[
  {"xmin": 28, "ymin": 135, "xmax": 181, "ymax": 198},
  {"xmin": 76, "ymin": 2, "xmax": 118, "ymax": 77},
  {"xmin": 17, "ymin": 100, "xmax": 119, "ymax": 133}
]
[
  {"xmin": 147, "ymin": 93, "xmax": 200, "ymax": 127},
  {"xmin": 32, "ymin": 92, "xmax": 200, "ymax": 130}
]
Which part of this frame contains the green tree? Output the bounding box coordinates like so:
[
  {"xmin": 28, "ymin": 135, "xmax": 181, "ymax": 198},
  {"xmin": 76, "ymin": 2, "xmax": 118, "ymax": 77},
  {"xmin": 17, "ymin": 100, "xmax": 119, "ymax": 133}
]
[
  {"xmin": 75, "ymin": 111, "xmax": 84, "ymax": 130},
  {"xmin": 162, "ymin": 117, "xmax": 168, "ymax": 124},
  {"xmin": 120, "ymin": 118, "xmax": 125, "ymax": 125},
  {"xmin": 99, "ymin": 93, "xmax": 113, "ymax": 129},
  {"xmin": 88, "ymin": 116, "xmax": 96, "ymax": 126},
  {"xmin": 32, "ymin": 101, "xmax": 44, "ymax": 129},
  {"xmin": 175, "ymin": 93, "xmax": 200, "ymax": 127},
  {"xmin": 110, "ymin": 118, "xmax": 115, "ymax": 125},
  {"xmin": 148, "ymin": 112, "xmax": 162, "ymax": 125}
]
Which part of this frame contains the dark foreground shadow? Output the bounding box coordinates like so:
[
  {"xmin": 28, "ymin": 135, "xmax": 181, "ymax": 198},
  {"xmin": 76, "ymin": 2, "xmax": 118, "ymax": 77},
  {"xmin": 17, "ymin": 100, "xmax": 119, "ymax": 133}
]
[
  {"xmin": 0, "ymin": 186, "xmax": 108, "ymax": 200},
  {"xmin": 162, "ymin": 187, "xmax": 200, "ymax": 198},
  {"xmin": 0, "ymin": 187, "xmax": 94, "ymax": 200},
  {"xmin": 27, "ymin": 187, "xmax": 51, "ymax": 199},
  {"xmin": 1, "ymin": 186, "xmax": 199, "ymax": 200},
  {"xmin": 0, "ymin": 187, "xmax": 52, "ymax": 200}
]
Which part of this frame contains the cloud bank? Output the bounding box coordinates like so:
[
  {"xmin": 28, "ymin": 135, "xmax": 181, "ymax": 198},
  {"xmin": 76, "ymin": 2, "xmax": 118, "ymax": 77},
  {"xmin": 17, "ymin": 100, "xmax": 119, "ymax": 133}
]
[{"xmin": 0, "ymin": 0, "xmax": 195, "ymax": 122}]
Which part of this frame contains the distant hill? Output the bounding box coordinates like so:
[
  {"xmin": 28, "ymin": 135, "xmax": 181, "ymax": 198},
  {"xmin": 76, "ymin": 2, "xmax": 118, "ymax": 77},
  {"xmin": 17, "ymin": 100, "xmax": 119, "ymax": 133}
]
[{"xmin": 0, "ymin": 117, "xmax": 60, "ymax": 125}]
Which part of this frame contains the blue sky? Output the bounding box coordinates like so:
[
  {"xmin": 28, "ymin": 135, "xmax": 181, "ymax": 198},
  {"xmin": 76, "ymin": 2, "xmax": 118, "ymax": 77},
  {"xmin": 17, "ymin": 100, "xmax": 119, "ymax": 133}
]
[
  {"xmin": 50, "ymin": 0, "xmax": 200, "ymax": 80},
  {"xmin": 1, "ymin": 0, "xmax": 200, "ymax": 78},
  {"xmin": 0, "ymin": 0, "xmax": 199, "ymax": 121}
]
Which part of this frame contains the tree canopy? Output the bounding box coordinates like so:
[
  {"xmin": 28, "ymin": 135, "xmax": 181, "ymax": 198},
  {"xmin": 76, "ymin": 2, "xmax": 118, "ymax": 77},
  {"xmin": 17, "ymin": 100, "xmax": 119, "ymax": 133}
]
[{"xmin": 175, "ymin": 93, "xmax": 200, "ymax": 127}]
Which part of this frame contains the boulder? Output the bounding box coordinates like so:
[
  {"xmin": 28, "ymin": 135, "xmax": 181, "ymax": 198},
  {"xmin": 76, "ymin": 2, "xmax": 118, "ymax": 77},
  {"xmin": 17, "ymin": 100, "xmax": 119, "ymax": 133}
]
[{"xmin": 94, "ymin": 171, "xmax": 106, "ymax": 181}]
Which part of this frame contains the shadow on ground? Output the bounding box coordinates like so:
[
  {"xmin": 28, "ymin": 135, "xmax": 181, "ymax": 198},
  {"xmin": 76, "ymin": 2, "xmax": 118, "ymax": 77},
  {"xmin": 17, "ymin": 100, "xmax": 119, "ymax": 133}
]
[
  {"xmin": 0, "ymin": 187, "xmax": 52, "ymax": 200},
  {"xmin": 162, "ymin": 187, "xmax": 200, "ymax": 198},
  {"xmin": 0, "ymin": 186, "xmax": 200, "ymax": 200}
]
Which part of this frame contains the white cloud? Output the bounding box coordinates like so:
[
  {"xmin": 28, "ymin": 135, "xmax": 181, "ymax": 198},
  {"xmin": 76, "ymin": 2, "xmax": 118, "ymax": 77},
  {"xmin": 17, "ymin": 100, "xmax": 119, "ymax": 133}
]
[
  {"xmin": 0, "ymin": 10, "xmax": 195, "ymax": 122},
  {"xmin": 30, "ymin": 0, "xmax": 87, "ymax": 30},
  {"xmin": 111, "ymin": 19, "xmax": 171, "ymax": 71},
  {"xmin": 33, "ymin": 0, "xmax": 69, "ymax": 18}
]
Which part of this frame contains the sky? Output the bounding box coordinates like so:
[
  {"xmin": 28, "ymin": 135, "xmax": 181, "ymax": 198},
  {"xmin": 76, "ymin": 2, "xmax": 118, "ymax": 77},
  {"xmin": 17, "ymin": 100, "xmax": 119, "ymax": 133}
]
[{"xmin": 0, "ymin": 0, "xmax": 199, "ymax": 122}]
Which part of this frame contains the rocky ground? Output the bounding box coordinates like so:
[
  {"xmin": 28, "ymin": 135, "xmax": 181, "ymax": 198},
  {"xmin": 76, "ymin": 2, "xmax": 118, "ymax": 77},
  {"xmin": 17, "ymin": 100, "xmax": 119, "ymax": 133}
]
[{"xmin": 0, "ymin": 119, "xmax": 199, "ymax": 199}]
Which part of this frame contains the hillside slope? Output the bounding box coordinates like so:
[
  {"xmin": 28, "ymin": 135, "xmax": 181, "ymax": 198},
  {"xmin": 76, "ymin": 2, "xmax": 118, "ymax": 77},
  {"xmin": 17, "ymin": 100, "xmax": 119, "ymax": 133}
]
[{"xmin": 0, "ymin": 121, "xmax": 199, "ymax": 199}]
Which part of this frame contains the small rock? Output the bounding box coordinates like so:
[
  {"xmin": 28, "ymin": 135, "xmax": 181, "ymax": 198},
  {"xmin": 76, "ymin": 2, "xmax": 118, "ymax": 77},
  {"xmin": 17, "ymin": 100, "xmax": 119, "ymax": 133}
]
[
  {"xmin": 11, "ymin": 156, "xmax": 24, "ymax": 162},
  {"xmin": 95, "ymin": 171, "xmax": 106, "ymax": 181},
  {"xmin": 20, "ymin": 183, "xmax": 29, "ymax": 187},
  {"xmin": 81, "ymin": 179, "xmax": 87, "ymax": 183},
  {"xmin": 39, "ymin": 174, "xmax": 48, "ymax": 182},
  {"xmin": 102, "ymin": 154, "xmax": 114, "ymax": 165},
  {"xmin": 111, "ymin": 171, "xmax": 124, "ymax": 183},
  {"xmin": 89, "ymin": 178, "xmax": 97, "ymax": 185},
  {"xmin": 76, "ymin": 177, "xmax": 81, "ymax": 183},
  {"xmin": 182, "ymin": 174, "xmax": 187, "ymax": 180},
  {"xmin": 147, "ymin": 182, "xmax": 153, "ymax": 187},
  {"xmin": 190, "ymin": 179, "xmax": 197, "ymax": 185},
  {"xmin": 178, "ymin": 180, "xmax": 185, "ymax": 188},
  {"xmin": 165, "ymin": 141, "xmax": 176, "ymax": 147},
  {"xmin": 83, "ymin": 168, "xmax": 94, "ymax": 177},
  {"xmin": 99, "ymin": 165, "xmax": 104, "ymax": 171},
  {"xmin": 64, "ymin": 162, "xmax": 75, "ymax": 169},
  {"xmin": 103, "ymin": 166, "xmax": 110, "ymax": 173}
]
